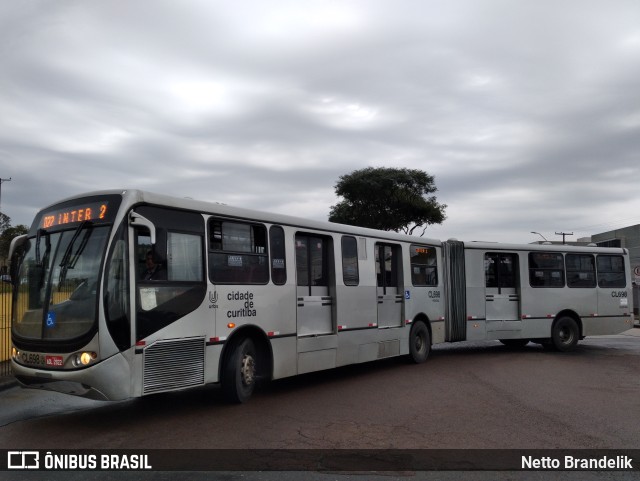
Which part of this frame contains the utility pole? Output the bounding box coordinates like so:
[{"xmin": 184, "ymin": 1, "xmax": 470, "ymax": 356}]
[
  {"xmin": 555, "ymin": 231, "xmax": 573, "ymax": 245},
  {"xmin": 0, "ymin": 177, "xmax": 11, "ymax": 214}
]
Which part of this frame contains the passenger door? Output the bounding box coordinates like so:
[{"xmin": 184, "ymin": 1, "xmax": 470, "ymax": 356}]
[
  {"xmin": 375, "ymin": 243, "xmax": 403, "ymax": 328},
  {"xmin": 485, "ymin": 253, "xmax": 520, "ymax": 331},
  {"xmin": 295, "ymin": 234, "xmax": 333, "ymax": 336}
]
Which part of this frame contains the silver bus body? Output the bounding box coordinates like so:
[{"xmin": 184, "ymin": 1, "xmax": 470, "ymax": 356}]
[{"xmin": 9, "ymin": 190, "xmax": 634, "ymax": 402}]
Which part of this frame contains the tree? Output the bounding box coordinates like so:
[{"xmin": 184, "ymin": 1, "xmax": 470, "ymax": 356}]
[
  {"xmin": 0, "ymin": 212, "xmax": 9, "ymax": 232},
  {"xmin": 328, "ymin": 167, "xmax": 446, "ymax": 235},
  {"xmin": 0, "ymin": 213, "xmax": 28, "ymax": 264}
]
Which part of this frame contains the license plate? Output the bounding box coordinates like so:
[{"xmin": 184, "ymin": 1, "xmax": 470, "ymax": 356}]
[
  {"xmin": 20, "ymin": 352, "xmax": 45, "ymax": 366},
  {"xmin": 20, "ymin": 352, "xmax": 64, "ymax": 367},
  {"xmin": 45, "ymin": 356, "xmax": 64, "ymax": 367}
]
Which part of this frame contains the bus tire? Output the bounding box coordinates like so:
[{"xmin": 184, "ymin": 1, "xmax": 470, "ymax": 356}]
[
  {"xmin": 409, "ymin": 321, "xmax": 431, "ymax": 364},
  {"xmin": 222, "ymin": 338, "xmax": 257, "ymax": 404},
  {"xmin": 551, "ymin": 316, "xmax": 579, "ymax": 352}
]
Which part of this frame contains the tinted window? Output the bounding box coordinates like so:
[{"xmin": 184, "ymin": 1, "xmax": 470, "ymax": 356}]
[
  {"xmin": 209, "ymin": 220, "xmax": 269, "ymax": 284},
  {"xmin": 296, "ymin": 234, "xmax": 328, "ymax": 290},
  {"xmin": 134, "ymin": 207, "xmax": 206, "ymax": 341},
  {"xmin": 566, "ymin": 254, "xmax": 596, "ymax": 288},
  {"xmin": 342, "ymin": 236, "xmax": 359, "ymax": 286},
  {"xmin": 411, "ymin": 245, "xmax": 438, "ymax": 286},
  {"xmin": 269, "ymin": 226, "xmax": 287, "ymax": 285},
  {"xmin": 376, "ymin": 244, "xmax": 400, "ymax": 290},
  {"xmin": 597, "ymin": 255, "xmax": 626, "ymax": 288},
  {"xmin": 485, "ymin": 253, "xmax": 517, "ymax": 288},
  {"xmin": 529, "ymin": 252, "xmax": 564, "ymax": 287}
]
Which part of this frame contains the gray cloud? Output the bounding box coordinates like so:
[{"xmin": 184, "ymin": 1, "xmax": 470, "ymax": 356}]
[{"xmin": 1, "ymin": 0, "xmax": 640, "ymax": 243}]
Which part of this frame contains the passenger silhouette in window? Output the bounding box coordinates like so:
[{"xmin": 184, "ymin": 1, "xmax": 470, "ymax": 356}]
[{"xmin": 142, "ymin": 250, "xmax": 166, "ymax": 280}]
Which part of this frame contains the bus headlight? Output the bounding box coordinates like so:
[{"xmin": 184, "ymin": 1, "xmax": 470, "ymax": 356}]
[
  {"xmin": 73, "ymin": 352, "xmax": 97, "ymax": 367},
  {"xmin": 12, "ymin": 347, "xmax": 18, "ymax": 360}
]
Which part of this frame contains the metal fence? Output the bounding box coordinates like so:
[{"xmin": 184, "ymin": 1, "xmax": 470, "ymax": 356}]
[{"xmin": 1, "ymin": 283, "xmax": 11, "ymax": 376}]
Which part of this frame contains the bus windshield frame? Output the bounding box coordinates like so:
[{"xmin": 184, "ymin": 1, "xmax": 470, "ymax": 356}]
[{"xmin": 12, "ymin": 194, "xmax": 122, "ymax": 351}]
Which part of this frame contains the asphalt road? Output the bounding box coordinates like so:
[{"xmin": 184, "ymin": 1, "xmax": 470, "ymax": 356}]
[{"xmin": 1, "ymin": 330, "xmax": 639, "ymax": 480}]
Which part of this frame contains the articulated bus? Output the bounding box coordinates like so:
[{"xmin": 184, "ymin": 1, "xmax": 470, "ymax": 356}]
[{"xmin": 8, "ymin": 190, "xmax": 634, "ymax": 403}]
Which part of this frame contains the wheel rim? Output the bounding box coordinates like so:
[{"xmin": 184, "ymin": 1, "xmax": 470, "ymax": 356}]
[
  {"xmin": 241, "ymin": 354, "xmax": 255, "ymax": 387},
  {"xmin": 414, "ymin": 332, "xmax": 425, "ymax": 354},
  {"xmin": 559, "ymin": 325, "xmax": 574, "ymax": 344}
]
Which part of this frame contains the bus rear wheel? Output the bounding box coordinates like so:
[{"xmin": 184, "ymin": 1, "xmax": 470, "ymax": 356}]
[
  {"xmin": 222, "ymin": 338, "xmax": 257, "ymax": 403},
  {"xmin": 409, "ymin": 321, "xmax": 430, "ymax": 363},
  {"xmin": 551, "ymin": 317, "xmax": 579, "ymax": 352}
]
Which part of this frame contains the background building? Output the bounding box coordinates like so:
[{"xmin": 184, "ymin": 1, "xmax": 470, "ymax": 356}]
[{"xmin": 591, "ymin": 225, "xmax": 640, "ymax": 318}]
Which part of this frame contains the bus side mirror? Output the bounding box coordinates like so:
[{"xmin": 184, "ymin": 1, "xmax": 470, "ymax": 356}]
[
  {"xmin": 7, "ymin": 234, "xmax": 28, "ymax": 286},
  {"xmin": 130, "ymin": 212, "xmax": 157, "ymax": 245},
  {"xmin": 8, "ymin": 234, "xmax": 28, "ymax": 261}
]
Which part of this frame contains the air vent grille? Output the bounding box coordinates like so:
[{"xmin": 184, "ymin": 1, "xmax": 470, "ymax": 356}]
[{"xmin": 143, "ymin": 337, "xmax": 205, "ymax": 395}]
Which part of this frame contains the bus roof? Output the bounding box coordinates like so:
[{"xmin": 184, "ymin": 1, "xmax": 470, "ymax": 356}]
[
  {"xmin": 41, "ymin": 189, "xmax": 443, "ymax": 245},
  {"xmin": 39, "ymin": 190, "xmax": 626, "ymax": 255},
  {"xmin": 462, "ymin": 240, "xmax": 627, "ymax": 255}
]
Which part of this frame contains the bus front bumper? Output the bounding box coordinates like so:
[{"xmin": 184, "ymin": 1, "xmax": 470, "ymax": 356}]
[{"xmin": 10, "ymin": 353, "xmax": 132, "ymax": 401}]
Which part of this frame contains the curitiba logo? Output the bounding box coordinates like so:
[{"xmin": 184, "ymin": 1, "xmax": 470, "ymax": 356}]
[{"xmin": 209, "ymin": 291, "xmax": 219, "ymax": 309}]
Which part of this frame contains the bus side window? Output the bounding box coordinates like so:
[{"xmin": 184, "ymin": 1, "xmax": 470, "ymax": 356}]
[
  {"xmin": 269, "ymin": 225, "xmax": 286, "ymax": 285},
  {"xmin": 167, "ymin": 232, "xmax": 203, "ymax": 281},
  {"xmin": 342, "ymin": 236, "xmax": 359, "ymax": 286},
  {"xmin": 136, "ymin": 232, "xmax": 156, "ymax": 280},
  {"xmin": 209, "ymin": 220, "xmax": 269, "ymax": 284},
  {"xmin": 597, "ymin": 255, "xmax": 626, "ymax": 288},
  {"xmin": 411, "ymin": 245, "xmax": 438, "ymax": 287},
  {"xmin": 566, "ymin": 254, "xmax": 596, "ymax": 288},
  {"xmin": 529, "ymin": 252, "xmax": 564, "ymax": 287}
]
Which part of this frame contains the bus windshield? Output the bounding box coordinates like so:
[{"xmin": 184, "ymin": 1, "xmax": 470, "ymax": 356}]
[{"xmin": 13, "ymin": 225, "xmax": 110, "ymax": 342}]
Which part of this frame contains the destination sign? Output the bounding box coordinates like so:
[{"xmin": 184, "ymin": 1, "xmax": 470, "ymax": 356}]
[{"xmin": 40, "ymin": 201, "xmax": 109, "ymax": 229}]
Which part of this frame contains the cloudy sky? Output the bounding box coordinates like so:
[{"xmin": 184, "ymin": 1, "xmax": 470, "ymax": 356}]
[{"xmin": 1, "ymin": 0, "xmax": 639, "ymax": 243}]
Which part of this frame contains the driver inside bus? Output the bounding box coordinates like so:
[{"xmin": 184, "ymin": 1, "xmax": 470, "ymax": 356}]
[{"xmin": 142, "ymin": 251, "xmax": 166, "ymax": 280}]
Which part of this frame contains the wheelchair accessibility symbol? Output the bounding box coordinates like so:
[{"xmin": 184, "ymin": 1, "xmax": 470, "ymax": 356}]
[{"xmin": 46, "ymin": 312, "xmax": 56, "ymax": 328}]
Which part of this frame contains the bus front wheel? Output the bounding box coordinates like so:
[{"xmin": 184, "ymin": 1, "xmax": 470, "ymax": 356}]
[
  {"xmin": 551, "ymin": 317, "xmax": 579, "ymax": 352},
  {"xmin": 409, "ymin": 321, "xmax": 431, "ymax": 363},
  {"xmin": 222, "ymin": 338, "xmax": 257, "ymax": 403}
]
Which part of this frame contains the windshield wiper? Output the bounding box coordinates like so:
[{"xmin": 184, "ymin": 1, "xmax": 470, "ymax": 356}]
[
  {"xmin": 35, "ymin": 228, "xmax": 50, "ymax": 267},
  {"xmin": 59, "ymin": 221, "xmax": 94, "ymax": 285}
]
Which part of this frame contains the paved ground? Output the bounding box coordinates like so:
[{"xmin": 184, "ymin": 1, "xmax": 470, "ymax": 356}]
[{"xmin": 1, "ymin": 328, "xmax": 639, "ymax": 480}]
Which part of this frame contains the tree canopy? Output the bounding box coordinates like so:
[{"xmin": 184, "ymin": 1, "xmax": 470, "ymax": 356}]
[
  {"xmin": 328, "ymin": 167, "xmax": 446, "ymax": 235},
  {"xmin": 0, "ymin": 213, "xmax": 28, "ymax": 264},
  {"xmin": 0, "ymin": 212, "xmax": 9, "ymax": 232}
]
